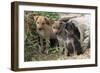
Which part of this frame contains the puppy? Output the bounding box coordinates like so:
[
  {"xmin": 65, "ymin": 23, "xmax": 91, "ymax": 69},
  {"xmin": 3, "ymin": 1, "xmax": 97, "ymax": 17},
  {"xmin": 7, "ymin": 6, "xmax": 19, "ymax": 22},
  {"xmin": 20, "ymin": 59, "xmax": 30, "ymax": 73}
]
[
  {"xmin": 34, "ymin": 16, "xmax": 58, "ymax": 54},
  {"xmin": 52, "ymin": 18, "xmax": 83, "ymax": 56}
]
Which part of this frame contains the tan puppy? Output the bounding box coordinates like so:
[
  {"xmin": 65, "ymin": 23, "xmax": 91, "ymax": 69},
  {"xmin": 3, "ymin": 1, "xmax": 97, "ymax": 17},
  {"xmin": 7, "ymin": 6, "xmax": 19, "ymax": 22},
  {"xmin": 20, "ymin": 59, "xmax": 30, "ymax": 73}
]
[
  {"xmin": 34, "ymin": 16, "xmax": 57, "ymax": 54},
  {"xmin": 34, "ymin": 16, "xmax": 54, "ymax": 39}
]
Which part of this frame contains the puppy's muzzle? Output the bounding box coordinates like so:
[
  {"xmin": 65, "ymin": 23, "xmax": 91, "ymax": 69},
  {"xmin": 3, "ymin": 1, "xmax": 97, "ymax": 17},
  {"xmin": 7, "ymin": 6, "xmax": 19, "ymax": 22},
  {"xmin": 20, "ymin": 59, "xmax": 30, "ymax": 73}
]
[
  {"xmin": 53, "ymin": 29, "xmax": 59, "ymax": 35},
  {"xmin": 38, "ymin": 28, "xmax": 43, "ymax": 31},
  {"xmin": 55, "ymin": 32, "xmax": 59, "ymax": 35}
]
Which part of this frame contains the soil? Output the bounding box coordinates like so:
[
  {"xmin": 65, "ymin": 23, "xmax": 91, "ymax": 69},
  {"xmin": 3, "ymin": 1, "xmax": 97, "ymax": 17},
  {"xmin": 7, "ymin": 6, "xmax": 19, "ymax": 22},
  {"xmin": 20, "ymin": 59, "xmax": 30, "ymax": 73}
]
[{"xmin": 31, "ymin": 48, "xmax": 90, "ymax": 61}]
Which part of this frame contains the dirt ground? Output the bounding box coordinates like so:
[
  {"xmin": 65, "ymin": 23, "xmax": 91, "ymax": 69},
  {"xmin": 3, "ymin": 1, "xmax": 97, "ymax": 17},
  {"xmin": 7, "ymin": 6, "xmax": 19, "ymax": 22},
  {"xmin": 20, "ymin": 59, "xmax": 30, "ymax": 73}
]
[{"xmin": 31, "ymin": 48, "xmax": 90, "ymax": 61}]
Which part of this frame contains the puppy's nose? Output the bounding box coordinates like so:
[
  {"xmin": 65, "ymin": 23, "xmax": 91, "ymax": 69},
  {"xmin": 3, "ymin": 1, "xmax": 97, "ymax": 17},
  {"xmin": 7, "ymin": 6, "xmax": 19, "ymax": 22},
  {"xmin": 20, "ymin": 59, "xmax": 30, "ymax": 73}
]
[
  {"xmin": 38, "ymin": 28, "xmax": 42, "ymax": 31},
  {"xmin": 55, "ymin": 32, "xmax": 58, "ymax": 35}
]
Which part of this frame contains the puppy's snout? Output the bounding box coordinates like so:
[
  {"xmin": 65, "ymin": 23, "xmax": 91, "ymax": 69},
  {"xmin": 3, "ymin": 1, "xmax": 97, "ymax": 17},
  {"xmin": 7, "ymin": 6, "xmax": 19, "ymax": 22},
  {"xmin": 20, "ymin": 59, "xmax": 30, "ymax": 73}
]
[
  {"xmin": 52, "ymin": 29, "xmax": 59, "ymax": 35},
  {"xmin": 38, "ymin": 28, "xmax": 43, "ymax": 31},
  {"xmin": 55, "ymin": 32, "xmax": 58, "ymax": 35}
]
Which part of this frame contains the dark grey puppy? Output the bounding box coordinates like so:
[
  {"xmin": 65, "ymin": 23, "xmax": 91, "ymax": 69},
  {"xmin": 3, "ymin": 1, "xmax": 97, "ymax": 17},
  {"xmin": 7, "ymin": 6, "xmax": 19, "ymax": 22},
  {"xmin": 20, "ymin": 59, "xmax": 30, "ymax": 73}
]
[{"xmin": 52, "ymin": 18, "xmax": 83, "ymax": 56}]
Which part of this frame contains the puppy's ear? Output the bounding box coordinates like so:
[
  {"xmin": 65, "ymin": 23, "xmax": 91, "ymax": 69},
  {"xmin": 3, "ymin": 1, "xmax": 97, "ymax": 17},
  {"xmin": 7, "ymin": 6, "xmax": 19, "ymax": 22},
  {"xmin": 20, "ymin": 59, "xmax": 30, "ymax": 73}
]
[
  {"xmin": 45, "ymin": 17, "xmax": 54, "ymax": 25},
  {"xmin": 34, "ymin": 16, "xmax": 39, "ymax": 21},
  {"xmin": 59, "ymin": 18, "xmax": 70, "ymax": 23}
]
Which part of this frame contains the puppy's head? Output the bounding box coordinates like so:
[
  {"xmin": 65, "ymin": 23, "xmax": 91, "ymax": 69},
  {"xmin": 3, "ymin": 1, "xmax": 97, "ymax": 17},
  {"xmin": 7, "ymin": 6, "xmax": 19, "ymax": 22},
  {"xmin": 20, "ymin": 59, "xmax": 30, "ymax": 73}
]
[
  {"xmin": 34, "ymin": 16, "xmax": 54, "ymax": 31},
  {"xmin": 52, "ymin": 20, "xmax": 66, "ymax": 35}
]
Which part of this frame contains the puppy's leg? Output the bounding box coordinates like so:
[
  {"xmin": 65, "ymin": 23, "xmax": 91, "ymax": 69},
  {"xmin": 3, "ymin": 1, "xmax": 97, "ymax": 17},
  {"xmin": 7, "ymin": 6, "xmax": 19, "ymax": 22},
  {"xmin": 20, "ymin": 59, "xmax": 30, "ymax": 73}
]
[
  {"xmin": 63, "ymin": 42, "xmax": 68, "ymax": 56},
  {"xmin": 39, "ymin": 37, "xmax": 44, "ymax": 54},
  {"xmin": 71, "ymin": 40, "xmax": 77, "ymax": 56},
  {"xmin": 67, "ymin": 41, "xmax": 75, "ymax": 56},
  {"xmin": 58, "ymin": 41, "xmax": 64, "ymax": 54},
  {"xmin": 74, "ymin": 39, "xmax": 83, "ymax": 55},
  {"xmin": 43, "ymin": 39, "xmax": 49, "ymax": 54}
]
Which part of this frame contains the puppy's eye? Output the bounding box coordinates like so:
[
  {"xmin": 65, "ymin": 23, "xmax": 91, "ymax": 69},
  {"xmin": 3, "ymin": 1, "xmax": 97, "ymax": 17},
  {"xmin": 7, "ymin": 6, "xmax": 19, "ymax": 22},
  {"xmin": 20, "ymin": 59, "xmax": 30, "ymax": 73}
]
[
  {"xmin": 58, "ymin": 27, "xmax": 60, "ymax": 29},
  {"xmin": 37, "ymin": 22, "xmax": 39, "ymax": 24},
  {"xmin": 53, "ymin": 26, "xmax": 56, "ymax": 29}
]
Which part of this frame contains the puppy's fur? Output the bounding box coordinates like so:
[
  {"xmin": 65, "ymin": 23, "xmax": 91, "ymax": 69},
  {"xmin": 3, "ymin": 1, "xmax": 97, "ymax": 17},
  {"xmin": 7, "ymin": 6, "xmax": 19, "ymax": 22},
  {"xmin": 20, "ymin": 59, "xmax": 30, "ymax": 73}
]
[
  {"xmin": 34, "ymin": 16, "xmax": 58, "ymax": 54},
  {"xmin": 52, "ymin": 18, "xmax": 83, "ymax": 56},
  {"xmin": 34, "ymin": 16, "xmax": 54, "ymax": 38}
]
